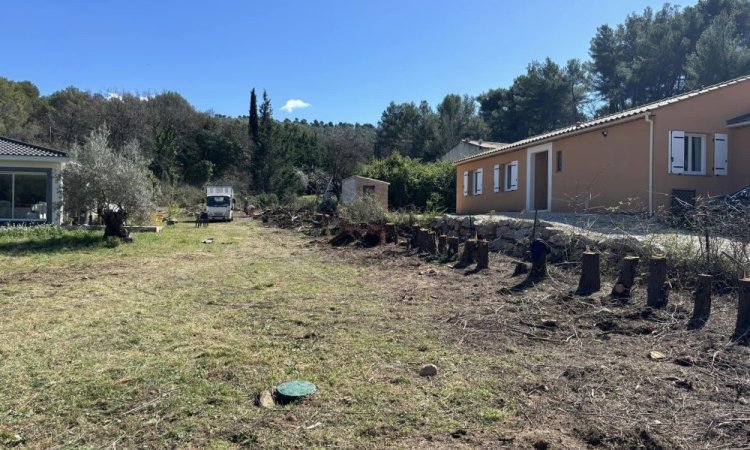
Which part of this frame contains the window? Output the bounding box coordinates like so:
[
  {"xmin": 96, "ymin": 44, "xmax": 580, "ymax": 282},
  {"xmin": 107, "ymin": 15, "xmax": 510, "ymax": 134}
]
[
  {"xmin": 493, "ymin": 164, "xmax": 500, "ymax": 192},
  {"xmin": 683, "ymin": 134, "xmax": 706, "ymax": 175},
  {"xmin": 670, "ymin": 130, "xmax": 707, "ymax": 175},
  {"xmin": 473, "ymin": 168, "xmax": 483, "ymax": 195},
  {"xmin": 0, "ymin": 174, "xmax": 11, "ymax": 219},
  {"xmin": 556, "ymin": 151, "xmax": 562, "ymax": 172},
  {"xmin": 362, "ymin": 185, "xmax": 375, "ymax": 195},
  {"xmin": 463, "ymin": 171, "xmax": 469, "ymax": 196},
  {"xmin": 504, "ymin": 161, "xmax": 518, "ymax": 191},
  {"xmin": 207, "ymin": 195, "xmax": 231, "ymax": 207},
  {"xmin": 0, "ymin": 172, "xmax": 48, "ymax": 220}
]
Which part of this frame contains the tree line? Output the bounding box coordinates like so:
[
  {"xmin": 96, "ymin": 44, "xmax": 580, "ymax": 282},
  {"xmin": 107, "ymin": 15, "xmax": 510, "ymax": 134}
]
[{"xmin": 1, "ymin": 1, "xmax": 748, "ymax": 210}]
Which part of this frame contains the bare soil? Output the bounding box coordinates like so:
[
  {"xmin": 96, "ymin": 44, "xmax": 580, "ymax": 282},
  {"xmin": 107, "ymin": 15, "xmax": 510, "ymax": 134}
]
[{"xmin": 321, "ymin": 240, "xmax": 750, "ymax": 449}]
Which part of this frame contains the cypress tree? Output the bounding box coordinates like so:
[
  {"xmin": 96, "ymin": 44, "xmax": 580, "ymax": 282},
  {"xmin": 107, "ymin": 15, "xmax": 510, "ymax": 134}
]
[{"xmin": 249, "ymin": 88, "xmax": 259, "ymax": 145}]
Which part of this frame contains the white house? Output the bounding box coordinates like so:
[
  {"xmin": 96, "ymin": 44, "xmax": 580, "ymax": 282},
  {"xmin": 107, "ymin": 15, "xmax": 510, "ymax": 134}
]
[{"xmin": 0, "ymin": 136, "xmax": 68, "ymax": 225}]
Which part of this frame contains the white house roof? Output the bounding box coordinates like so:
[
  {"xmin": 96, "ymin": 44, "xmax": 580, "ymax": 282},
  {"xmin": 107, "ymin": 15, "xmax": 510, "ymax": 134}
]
[
  {"xmin": 345, "ymin": 175, "xmax": 390, "ymax": 185},
  {"xmin": 0, "ymin": 135, "xmax": 68, "ymax": 158},
  {"xmin": 455, "ymin": 73, "xmax": 750, "ymax": 164}
]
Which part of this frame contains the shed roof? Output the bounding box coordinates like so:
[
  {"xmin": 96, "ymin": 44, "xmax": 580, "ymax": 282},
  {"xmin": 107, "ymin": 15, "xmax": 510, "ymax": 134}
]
[
  {"xmin": 0, "ymin": 135, "xmax": 68, "ymax": 158},
  {"xmin": 344, "ymin": 175, "xmax": 390, "ymax": 185},
  {"xmin": 455, "ymin": 73, "xmax": 750, "ymax": 164}
]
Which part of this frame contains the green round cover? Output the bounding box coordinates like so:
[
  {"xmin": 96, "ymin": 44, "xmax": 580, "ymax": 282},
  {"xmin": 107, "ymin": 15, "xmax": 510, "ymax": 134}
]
[{"xmin": 276, "ymin": 380, "xmax": 317, "ymax": 399}]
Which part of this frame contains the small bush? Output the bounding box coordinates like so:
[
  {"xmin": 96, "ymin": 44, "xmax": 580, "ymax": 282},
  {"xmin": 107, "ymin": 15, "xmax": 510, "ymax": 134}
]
[
  {"xmin": 319, "ymin": 196, "xmax": 338, "ymax": 215},
  {"xmin": 360, "ymin": 153, "xmax": 456, "ymax": 212},
  {"xmin": 337, "ymin": 195, "xmax": 387, "ymax": 225},
  {"xmin": 249, "ymin": 193, "xmax": 279, "ymax": 209}
]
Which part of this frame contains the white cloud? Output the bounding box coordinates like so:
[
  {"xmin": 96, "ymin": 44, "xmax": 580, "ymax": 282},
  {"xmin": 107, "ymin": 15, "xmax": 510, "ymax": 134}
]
[
  {"xmin": 281, "ymin": 99, "xmax": 311, "ymax": 113},
  {"xmin": 106, "ymin": 92, "xmax": 123, "ymax": 101}
]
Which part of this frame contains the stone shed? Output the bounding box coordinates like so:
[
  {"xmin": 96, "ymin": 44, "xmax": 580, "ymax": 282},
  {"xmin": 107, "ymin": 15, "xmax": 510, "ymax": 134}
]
[{"xmin": 341, "ymin": 175, "xmax": 389, "ymax": 209}]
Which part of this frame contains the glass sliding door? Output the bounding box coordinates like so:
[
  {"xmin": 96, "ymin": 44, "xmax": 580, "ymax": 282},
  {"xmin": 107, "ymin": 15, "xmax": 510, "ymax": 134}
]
[
  {"xmin": 0, "ymin": 174, "xmax": 11, "ymax": 219},
  {"xmin": 14, "ymin": 174, "xmax": 47, "ymax": 220},
  {"xmin": 0, "ymin": 172, "xmax": 49, "ymax": 221}
]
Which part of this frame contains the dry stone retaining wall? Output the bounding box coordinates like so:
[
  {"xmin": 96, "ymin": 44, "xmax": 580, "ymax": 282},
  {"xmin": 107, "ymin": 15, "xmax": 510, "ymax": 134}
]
[{"xmin": 430, "ymin": 215, "xmax": 656, "ymax": 264}]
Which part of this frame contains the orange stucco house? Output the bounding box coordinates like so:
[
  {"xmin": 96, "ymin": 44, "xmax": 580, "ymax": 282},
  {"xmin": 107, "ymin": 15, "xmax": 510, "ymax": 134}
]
[{"xmin": 455, "ymin": 75, "xmax": 750, "ymax": 215}]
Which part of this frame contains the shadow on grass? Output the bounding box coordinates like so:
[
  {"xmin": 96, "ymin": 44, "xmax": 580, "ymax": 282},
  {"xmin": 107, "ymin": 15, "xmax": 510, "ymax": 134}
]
[{"xmin": 0, "ymin": 233, "xmax": 107, "ymax": 256}]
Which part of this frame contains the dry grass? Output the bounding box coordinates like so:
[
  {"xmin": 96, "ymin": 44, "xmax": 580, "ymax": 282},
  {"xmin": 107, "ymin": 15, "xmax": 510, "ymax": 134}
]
[{"xmin": 0, "ymin": 221, "xmax": 518, "ymax": 449}]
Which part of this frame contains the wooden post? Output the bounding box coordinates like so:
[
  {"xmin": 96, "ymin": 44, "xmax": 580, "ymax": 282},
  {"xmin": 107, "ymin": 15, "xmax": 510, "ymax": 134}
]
[
  {"xmin": 688, "ymin": 274, "xmax": 712, "ymax": 329},
  {"xmin": 612, "ymin": 256, "xmax": 640, "ymax": 298},
  {"xmin": 460, "ymin": 239, "xmax": 478, "ymax": 266},
  {"xmin": 529, "ymin": 239, "xmax": 550, "ymax": 280},
  {"xmin": 447, "ymin": 236, "xmax": 459, "ymax": 256},
  {"xmin": 385, "ymin": 223, "xmax": 398, "ymax": 244},
  {"xmin": 476, "ymin": 240, "xmax": 489, "ymax": 269},
  {"xmin": 576, "ymin": 251, "xmax": 601, "ymax": 295},
  {"xmin": 410, "ymin": 225, "xmax": 421, "ymax": 249},
  {"xmin": 733, "ymin": 278, "xmax": 750, "ymax": 344},
  {"xmin": 438, "ymin": 235, "xmax": 448, "ymax": 254},
  {"xmin": 647, "ymin": 256, "xmax": 668, "ymax": 308}
]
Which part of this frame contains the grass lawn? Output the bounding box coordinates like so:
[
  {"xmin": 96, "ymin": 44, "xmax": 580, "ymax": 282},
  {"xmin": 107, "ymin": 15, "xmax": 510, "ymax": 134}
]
[{"xmin": 0, "ymin": 221, "xmax": 517, "ymax": 449}]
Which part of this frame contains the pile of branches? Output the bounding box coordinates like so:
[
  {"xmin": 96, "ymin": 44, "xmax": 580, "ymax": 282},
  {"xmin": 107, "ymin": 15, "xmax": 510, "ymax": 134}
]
[
  {"xmin": 672, "ymin": 194, "xmax": 750, "ymax": 288},
  {"xmin": 259, "ymin": 206, "xmax": 331, "ymax": 233},
  {"xmin": 329, "ymin": 223, "xmax": 386, "ymax": 248}
]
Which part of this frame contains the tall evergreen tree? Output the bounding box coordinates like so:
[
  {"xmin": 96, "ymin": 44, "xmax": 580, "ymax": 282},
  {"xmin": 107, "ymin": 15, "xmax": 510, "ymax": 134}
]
[
  {"xmin": 248, "ymin": 88, "xmax": 259, "ymax": 144},
  {"xmin": 250, "ymin": 91, "xmax": 274, "ymax": 193}
]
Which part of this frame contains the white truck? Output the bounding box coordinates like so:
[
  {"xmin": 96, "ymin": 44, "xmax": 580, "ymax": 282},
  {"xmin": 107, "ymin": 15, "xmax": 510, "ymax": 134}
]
[{"xmin": 204, "ymin": 185, "xmax": 235, "ymax": 222}]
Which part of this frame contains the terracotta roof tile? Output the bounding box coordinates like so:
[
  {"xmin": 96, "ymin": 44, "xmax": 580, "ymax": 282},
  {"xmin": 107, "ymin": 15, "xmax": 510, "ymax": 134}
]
[
  {"xmin": 0, "ymin": 136, "xmax": 67, "ymax": 158},
  {"xmin": 456, "ymin": 73, "xmax": 750, "ymax": 164}
]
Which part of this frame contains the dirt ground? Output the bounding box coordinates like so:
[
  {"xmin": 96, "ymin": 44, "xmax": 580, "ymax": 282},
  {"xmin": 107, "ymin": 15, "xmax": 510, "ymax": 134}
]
[{"xmin": 320, "ymin": 238, "xmax": 750, "ymax": 449}]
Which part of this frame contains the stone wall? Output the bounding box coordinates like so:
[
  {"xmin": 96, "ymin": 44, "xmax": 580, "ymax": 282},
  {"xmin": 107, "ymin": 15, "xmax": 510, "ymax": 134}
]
[{"xmin": 429, "ymin": 215, "xmax": 654, "ymax": 264}]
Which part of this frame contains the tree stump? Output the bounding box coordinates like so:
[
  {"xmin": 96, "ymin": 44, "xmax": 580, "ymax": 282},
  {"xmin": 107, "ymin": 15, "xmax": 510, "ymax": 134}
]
[
  {"xmin": 612, "ymin": 256, "xmax": 640, "ymax": 298},
  {"xmin": 646, "ymin": 256, "xmax": 669, "ymax": 308},
  {"xmin": 385, "ymin": 223, "xmax": 398, "ymax": 244},
  {"xmin": 410, "ymin": 225, "xmax": 421, "ymax": 249},
  {"xmin": 102, "ymin": 209, "xmax": 131, "ymax": 240},
  {"xmin": 512, "ymin": 261, "xmax": 529, "ymax": 276},
  {"xmin": 529, "ymin": 238, "xmax": 550, "ymax": 280},
  {"xmin": 576, "ymin": 251, "xmax": 601, "ymax": 295},
  {"xmin": 476, "ymin": 240, "xmax": 489, "ymax": 269},
  {"xmin": 424, "ymin": 231, "xmax": 437, "ymax": 255},
  {"xmin": 438, "ymin": 235, "xmax": 448, "ymax": 254},
  {"xmin": 733, "ymin": 278, "xmax": 750, "ymax": 344},
  {"xmin": 447, "ymin": 236, "xmax": 459, "ymax": 256},
  {"xmin": 688, "ymin": 274, "xmax": 712, "ymax": 329},
  {"xmin": 460, "ymin": 239, "xmax": 478, "ymax": 266}
]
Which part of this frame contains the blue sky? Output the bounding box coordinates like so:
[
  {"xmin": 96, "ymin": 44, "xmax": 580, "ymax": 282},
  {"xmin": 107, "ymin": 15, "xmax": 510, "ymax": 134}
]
[{"xmin": 2, "ymin": 0, "xmax": 696, "ymax": 125}]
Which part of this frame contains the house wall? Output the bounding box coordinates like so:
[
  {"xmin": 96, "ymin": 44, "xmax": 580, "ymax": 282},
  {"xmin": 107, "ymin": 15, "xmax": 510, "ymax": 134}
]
[
  {"xmin": 456, "ymin": 77, "xmax": 750, "ymax": 215},
  {"xmin": 651, "ymin": 80, "xmax": 750, "ymax": 211},
  {"xmin": 550, "ymin": 119, "xmax": 650, "ymax": 212},
  {"xmin": 456, "ymin": 119, "xmax": 650, "ymax": 214},
  {"xmin": 0, "ymin": 159, "xmax": 65, "ymax": 225},
  {"xmin": 341, "ymin": 177, "xmax": 389, "ymax": 209},
  {"xmin": 729, "ymin": 125, "xmax": 750, "ymax": 189},
  {"xmin": 455, "ymin": 150, "xmax": 526, "ymax": 214}
]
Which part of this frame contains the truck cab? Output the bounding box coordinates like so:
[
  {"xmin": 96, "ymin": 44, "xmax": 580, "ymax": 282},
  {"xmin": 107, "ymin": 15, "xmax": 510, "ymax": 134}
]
[{"xmin": 205, "ymin": 185, "xmax": 235, "ymax": 221}]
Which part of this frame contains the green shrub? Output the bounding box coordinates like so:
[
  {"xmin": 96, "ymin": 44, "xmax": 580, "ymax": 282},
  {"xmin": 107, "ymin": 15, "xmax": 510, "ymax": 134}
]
[
  {"xmin": 337, "ymin": 195, "xmax": 387, "ymax": 225},
  {"xmin": 319, "ymin": 196, "xmax": 338, "ymax": 215},
  {"xmin": 360, "ymin": 153, "xmax": 455, "ymax": 212},
  {"xmin": 249, "ymin": 193, "xmax": 279, "ymax": 209}
]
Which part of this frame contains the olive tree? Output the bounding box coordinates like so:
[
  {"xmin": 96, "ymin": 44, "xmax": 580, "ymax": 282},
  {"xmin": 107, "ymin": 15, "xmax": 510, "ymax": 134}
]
[{"xmin": 61, "ymin": 126, "xmax": 156, "ymax": 239}]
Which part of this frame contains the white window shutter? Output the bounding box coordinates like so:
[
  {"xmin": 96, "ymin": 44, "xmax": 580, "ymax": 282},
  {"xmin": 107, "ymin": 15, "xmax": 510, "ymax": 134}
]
[
  {"xmin": 714, "ymin": 133, "xmax": 728, "ymax": 176},
  {"xmin": 475, "ymin": 169, "xmax": 483, "ymax": 195},
  {"xmin": 493, "ymin": 164, "xmax": 500, "ymax": 192},
  {"xmin": 669, "ymin": 130, "xmax": 685, "ymax": 174},
  {"xmin": 463, "ymin": 171, "xmax": 468, "ymax": 196},
  {"xmin": 510, "ymin": 161, "xmax": 519, "ymax": 191}
]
